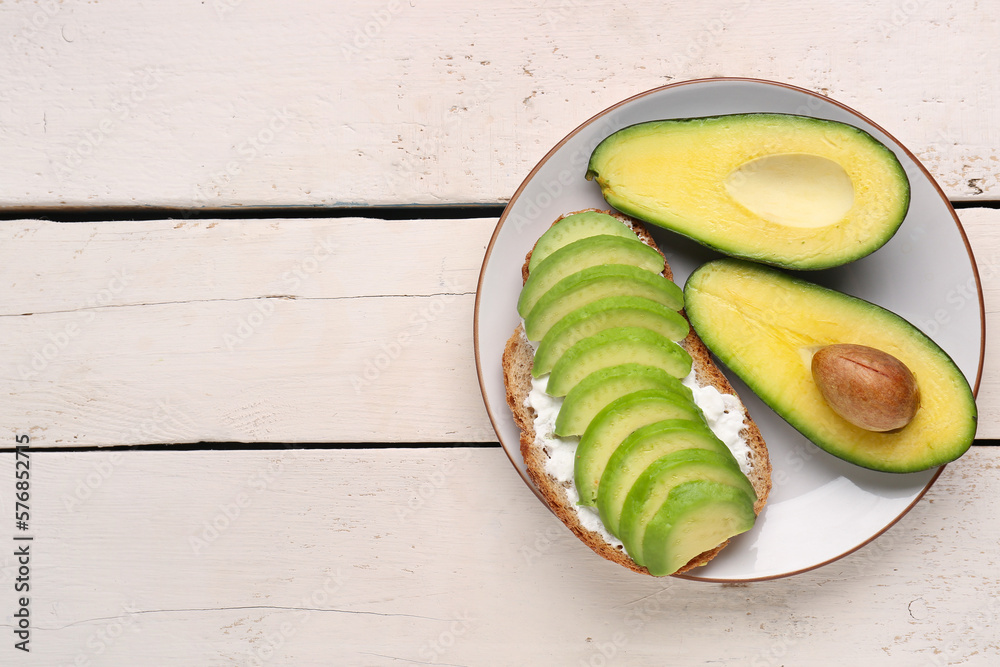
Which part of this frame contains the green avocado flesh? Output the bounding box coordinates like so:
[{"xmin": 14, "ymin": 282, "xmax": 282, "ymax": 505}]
[
  {"xmin": 619, "ymin": 451, "xmax": 755, "ymax": 566},
  {"xmin": 516, "ymin": 213, "xmax": 760, "ymax": 575},
  {"xmin": 684, "ymin": 258, "xmax": 977, "ymax": 472},
  {"xmin": 641, "ymin": 481, "xmax": 757, "ymax": 577},
  {"xmin": 573, "ymin": 389, "xmax": 704, "ymax": 506},
  {"xmin": 586, "ymin": 113, "xmax": 910, "ymax": 270},
  {"xmin": 518, "ymin": 235, "xmax": 665, "ymax": 318},
  {"xmin": 596, "ymin": 419, "xmax": 731, "ymax": 536},
  {"xmin": 528, "ymin": 211, "xmax": 637, "ymax": 272},
  {"xmin": 554, "ymin": 364, "xmax": 693, "ymax": 437},
  {"xmin": 546, "ymin": 327, "xmax": 692, "ymax": 397},
  {"xmin": 533, "ymin": 296, "xmax": 689, "ymax": 377},
  {"xmin": 524, "ymin": 264, "xmax": 684, "ymax": 341}
]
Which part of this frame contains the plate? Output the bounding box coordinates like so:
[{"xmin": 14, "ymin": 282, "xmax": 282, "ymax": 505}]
[{"xmin": 473, "ymin": 78, "xmax": 984, "ymax": 581}]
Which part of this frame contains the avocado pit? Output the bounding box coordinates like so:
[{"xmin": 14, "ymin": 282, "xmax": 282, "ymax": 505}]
[{"xmin": 811, "ymin": 343, "xmax": 919, "ymax": 432}]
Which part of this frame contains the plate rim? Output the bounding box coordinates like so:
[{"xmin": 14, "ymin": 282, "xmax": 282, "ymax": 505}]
[{"xmin": 472, "ymin": 76, "xmax": 985, "ymax": 582}]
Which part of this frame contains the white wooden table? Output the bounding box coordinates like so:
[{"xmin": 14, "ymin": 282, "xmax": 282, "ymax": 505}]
[{"xmin": 2, "ymin": 1, "xmax": 999, "ymax": 664}]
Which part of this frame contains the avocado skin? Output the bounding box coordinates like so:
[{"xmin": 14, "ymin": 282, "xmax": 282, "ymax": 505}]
[
  {"xmin": 533, "ymin": 296, "xmax": 689, "ymax": 378},
  {"xmin": 683, "ymin": 258, "xmax": 977, "ymax": 473},
  {"xmin": 546, "ymin": 326, "xmax": 692, "ymax": 396},
  {"xmin": 641, "ymin": 480, "xmax": 757, "ymax": 577},
  {"xmin": 574, "ymin": 389, "xmax": 705, "ymax": 506},
  {"xmin": 523, "ymin": 264, "xmax": 684, "ymax": 341},
  {"xmin": 517, "ymin": 234, "xmax": 664, "ymax": 318},
  {"xmin": 586, "ymin": 113, "xmax": 911, "ymax": 271},
  {"xmin": 528, "ymin": 211, "xmax": 635, "ymax": 273},
  {"xmin": 618, "ymin": 449, "xmax": 754, "ymax": 567},
  {"xmin": 597, "ymin": 420, "xmax": 738, "ymax": 538},
  {"xmin": 553, "ymin": 363, "xmax": 692, "ymax": 436}
]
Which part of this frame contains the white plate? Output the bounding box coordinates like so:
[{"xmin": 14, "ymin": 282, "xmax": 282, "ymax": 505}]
[{"xmin": 473, "ymin": 78, "xmax": 984, "ymax": 582}]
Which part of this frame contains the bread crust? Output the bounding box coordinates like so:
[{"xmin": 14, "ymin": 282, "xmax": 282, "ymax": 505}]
[{"xmin": 503, "ymin": 209, "xmax": 771, "ymax": 576}]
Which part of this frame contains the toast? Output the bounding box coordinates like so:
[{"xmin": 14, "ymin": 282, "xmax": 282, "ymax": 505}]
[{"xmin": 503, "ymin": 209, "xmax": 771, "ymax": 576}]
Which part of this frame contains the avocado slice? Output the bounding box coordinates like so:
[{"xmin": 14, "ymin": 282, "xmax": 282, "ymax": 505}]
[
  {"xmin": 586, "ymin": 113, "xmax": 910, "ymax": 270},
  {"xmin": 523, "ymin": 264, "xmax": 684, "ymax": 341},
  {"xmin": 596, "ymin": 419, "xmax": 735, "ymax": 536},
  {"xmin": 618, "ymin": 450, "xmax": 756, "ymax": 568},
  {"xmin": 554, "ymin": 363, "xmax": 693, "ymax": 437},
  {"xmin": 574, "ymin": 389, "xmax": 704, "ymax": 506},
  {"xmin": 641, "ymin": 480, "xmax": 757, "ymax": 576},
  {"xmin": 546, "ymin": 327, "xmax": 692, "ymax": 397},
  {"xmin": 528, "ymin": 211, "xmax": 637, "ymax": 272},
  {"xmin": 533, "ymin": 296, "xmax": 689, "ymax": 377},
  {"xmin": 684, "ymin": 258, "xmax": 977, "ymax": 472},
  {"xmin": 517, "ymin": 235, "xmax": 665, "ymax": 318}
]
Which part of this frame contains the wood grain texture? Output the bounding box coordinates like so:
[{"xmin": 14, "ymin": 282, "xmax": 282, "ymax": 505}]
[
  {"xmin": 0, "ymin": 217, "xmax": 497, "ymax": 445},
  {"xmin": 2, "ymin": 446, "xmax": 997, "ymax": 665},
  {"xmin": 3, "ymin": 210, "xmax": 998, "ymax": 446},
  {"xmin": 964, "ymin": 207, "xmax": 1000, "ymax": 436},
  {"xmin": 1, "ymin": 0, "xmax": 997, "ymax": 208}
]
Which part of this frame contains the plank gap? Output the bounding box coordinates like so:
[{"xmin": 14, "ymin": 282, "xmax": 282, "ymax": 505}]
[
  {"xmin": 952, "ymin": 200, "xmax": 1000, "ymax": 209},
  {"xmin": 0, "ymin": 204, "xmax": 509, "ymax": 222},
  {"xmin": 0, "ymin": 441, "xmax": 504, "ymax": 453},
  {"xmin": 1, "ymin": 202, "xmax": 996, "ymax": 223},
  {"xmin": 1, "ymin": 441, "xmax": 995, "ymax": 454}
]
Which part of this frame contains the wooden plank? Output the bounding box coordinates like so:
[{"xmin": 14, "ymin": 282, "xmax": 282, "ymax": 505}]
[
  {"xmin": 0, "ymin": 217, "xmax": 498, "ymax": 445},
  {"xmin": 2, "ymin": 210, "xmax": 999, "ymax": 446},
  {"xmin": 963, "ymin": 207, "xmax": 1000, "ymax": 436},
  {"xmin": 0, "ymin": 0, "xmax": 998, "ymax": 208},
  {"xmin": 2, "ymin": 446, "xmax": 998, "ymax": 664}
]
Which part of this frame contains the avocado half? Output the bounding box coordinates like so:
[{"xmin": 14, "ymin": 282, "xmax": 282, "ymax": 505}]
[
  {"xmin": 586, "ymin": 114, "xmax": 911, "ymax": 270},
  {"xmin": 683, "ymin": 259, "xmax": 977, "ymax": 473}
]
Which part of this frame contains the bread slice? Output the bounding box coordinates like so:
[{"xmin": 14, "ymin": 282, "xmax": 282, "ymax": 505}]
[{"xmin": 503, "ymin": 209, "xmax": 771, "ymax": 576}]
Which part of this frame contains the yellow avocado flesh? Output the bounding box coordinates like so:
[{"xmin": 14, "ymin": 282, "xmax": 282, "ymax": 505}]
[
  {"xmin": 587, "ymin": 114, "xmax": 910, "ymax": 270},
  {"xmin": 684, "ymin": 259, "xmax": 977, "ymax": 473},
  {"xmin": 725, "ymin": 153, "xmax": 855, "ymax": 228}
]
